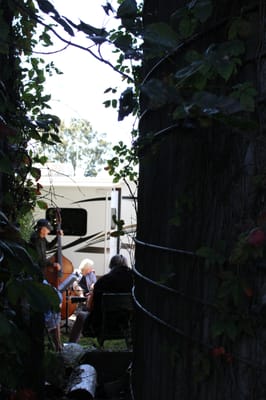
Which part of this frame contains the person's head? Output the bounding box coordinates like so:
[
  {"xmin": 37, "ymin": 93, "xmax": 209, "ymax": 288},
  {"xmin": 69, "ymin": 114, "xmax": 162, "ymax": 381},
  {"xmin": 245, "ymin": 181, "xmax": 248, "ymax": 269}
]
[
  {"xmin": 79, "ymin": 258, "xmax": 95, "ymax": 275},
  {"xmin": 109, "ymin": 254, "xmax": 128, "ymax": 270},
  {"xmin": 35, "ymin": 219, "xmax": 52, "ymax": 238}
]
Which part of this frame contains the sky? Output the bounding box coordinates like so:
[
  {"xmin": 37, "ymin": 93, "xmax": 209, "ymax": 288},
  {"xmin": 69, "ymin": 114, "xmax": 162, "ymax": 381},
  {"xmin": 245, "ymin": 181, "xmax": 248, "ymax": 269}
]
[{"xmin": 36, "ymin": 0, "xmax": 135, "ymax": 146}]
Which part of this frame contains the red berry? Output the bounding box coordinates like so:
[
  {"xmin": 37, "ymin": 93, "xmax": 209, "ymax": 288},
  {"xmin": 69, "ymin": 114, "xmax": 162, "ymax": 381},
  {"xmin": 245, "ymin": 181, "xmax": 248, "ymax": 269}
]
[
  {"xmin": 211, "ymin": 347, "xmax": 225, "ymax": 357},
  {"xmin": 247, "ymin": 228, "xmax": 266, "ymax": 247},
  {"xmin": 244, "ymin": 287, "xmax": 253, "ymax": 297}
]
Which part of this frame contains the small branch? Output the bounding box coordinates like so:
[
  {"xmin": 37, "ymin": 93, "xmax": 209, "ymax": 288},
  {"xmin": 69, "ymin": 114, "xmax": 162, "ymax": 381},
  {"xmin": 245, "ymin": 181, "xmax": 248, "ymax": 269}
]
[
  {"xmin": 14, "ymin": 0, "xmax": 134, "ymax": 83},
  {"xmin": 33, "ymin": 42, "xmax": 71, "ymax": 55}
]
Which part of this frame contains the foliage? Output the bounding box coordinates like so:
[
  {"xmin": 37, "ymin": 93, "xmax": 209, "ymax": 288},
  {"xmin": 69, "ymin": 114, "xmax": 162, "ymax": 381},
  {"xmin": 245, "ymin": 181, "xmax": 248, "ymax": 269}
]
[
  {"xmin": 29, "ymin": 0, "xmax": 258, "ymax": 188},
  {"xmin": 35, "ymin": 118, "xmax": 112, "ymax": 176},
  {"xmin": 0, "ymin": 0, "xmax": 62, "ymax": 223},
  {"xmin": 105, "ymin": 137, "xmax": 139, "ymax": 183},
  {"xmin": 0, "ymin": 2, "xmax": 65, "ymax": 394},
  {"xmin": 0, "ymin": 212, "xmax": 60, "ymax": 392}
]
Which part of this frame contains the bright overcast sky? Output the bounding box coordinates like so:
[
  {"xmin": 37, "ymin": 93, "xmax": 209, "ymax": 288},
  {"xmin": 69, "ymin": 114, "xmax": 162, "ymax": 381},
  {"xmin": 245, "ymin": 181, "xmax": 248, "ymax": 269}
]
[{"xmin": 37, "ymin": 0, "xmax": 135, "ymax": 146}]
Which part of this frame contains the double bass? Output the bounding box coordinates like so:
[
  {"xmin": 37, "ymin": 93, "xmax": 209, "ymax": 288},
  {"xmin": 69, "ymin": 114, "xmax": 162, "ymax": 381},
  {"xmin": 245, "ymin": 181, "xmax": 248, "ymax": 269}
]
[{"xmin": 45, "ymin": 208, "xmax": 79, "ymax": 320}]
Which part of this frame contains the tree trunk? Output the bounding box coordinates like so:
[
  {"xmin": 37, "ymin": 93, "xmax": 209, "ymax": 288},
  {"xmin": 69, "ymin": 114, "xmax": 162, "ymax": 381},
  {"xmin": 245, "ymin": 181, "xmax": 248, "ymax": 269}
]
[{"xmin": 133, "ymin": 1, "xmax": 266, "ymax": 399}]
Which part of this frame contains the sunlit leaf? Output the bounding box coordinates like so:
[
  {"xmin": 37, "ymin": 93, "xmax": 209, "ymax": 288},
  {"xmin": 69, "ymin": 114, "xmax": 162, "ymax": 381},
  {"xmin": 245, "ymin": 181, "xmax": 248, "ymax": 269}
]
[
  {"xmin": 30, "ymin": 167, "xmax": 41, "ymax": 181},
  {"xmin": 36, "ymin": 200, "xmax": 48, "ymax": 210}
]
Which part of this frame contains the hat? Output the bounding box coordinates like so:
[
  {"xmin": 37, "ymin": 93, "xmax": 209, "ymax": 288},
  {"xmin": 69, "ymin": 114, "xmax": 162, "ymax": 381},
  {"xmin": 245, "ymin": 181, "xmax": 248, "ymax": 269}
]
[{"xmin": 36, "ymin": 219, "xmax": 52, "ymax": 231}]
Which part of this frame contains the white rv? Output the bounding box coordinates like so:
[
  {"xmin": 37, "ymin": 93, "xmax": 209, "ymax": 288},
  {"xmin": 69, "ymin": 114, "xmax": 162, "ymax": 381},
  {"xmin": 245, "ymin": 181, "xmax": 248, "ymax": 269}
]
[{"xmin": 34, "ymin": 169, "xmax": 137, "ymax": 276}]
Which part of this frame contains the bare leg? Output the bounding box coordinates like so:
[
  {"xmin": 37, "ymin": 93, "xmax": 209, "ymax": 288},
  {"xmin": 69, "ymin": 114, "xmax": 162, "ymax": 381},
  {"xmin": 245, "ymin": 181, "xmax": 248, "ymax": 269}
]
[
  {"xmin": 69, "ymin": 311, "xmax": 89, "ymax": 343},
  {"xmin": 50, "ymin": 325, "xmax": 62, "ymax": 352}
]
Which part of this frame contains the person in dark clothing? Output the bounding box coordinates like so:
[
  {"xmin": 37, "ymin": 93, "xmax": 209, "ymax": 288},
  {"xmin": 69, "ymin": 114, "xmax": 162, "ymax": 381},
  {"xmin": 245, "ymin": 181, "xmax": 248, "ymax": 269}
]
[
  {"xmin": 29, "ymin": 218, "xmax": 61, "ymax": 273},
  {"xmin": 69, "ymin": 254, "xmax": 133, "ymax": 343},
  {"xmin": 29, "ymin": 218, "xmax": 64, "ymax": 351}
]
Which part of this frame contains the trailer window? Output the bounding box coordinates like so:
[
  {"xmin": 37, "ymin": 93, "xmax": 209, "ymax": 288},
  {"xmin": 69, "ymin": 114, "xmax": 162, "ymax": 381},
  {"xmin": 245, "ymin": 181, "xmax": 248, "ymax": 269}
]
[{"xmin": 46, "ymin": 208, "xmax": 87, "ymax": 236}]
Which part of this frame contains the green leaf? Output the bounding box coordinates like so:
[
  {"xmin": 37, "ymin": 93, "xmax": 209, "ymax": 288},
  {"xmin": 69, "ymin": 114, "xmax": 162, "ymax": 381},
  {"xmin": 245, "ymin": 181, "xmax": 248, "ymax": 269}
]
[
  {"xmin": 114, "ymin": 34, "xmax": 133, "ymax": 52},
  {"xmin": 231, "ymin": 82, "xmax": 257, "ymax": 112},
  {"xmin": 179, "ymin": 15, "xmax": 197, "ymax": 38},
  {"xmin": 112, "ymin": 99, "xmax": 117, "ymax": 108},
  {"xmin": 218, "ymin": 279, "xmax": 234, "ymax": 299},
  {"xmin": 36, "ymin": 200, "xmax": 48, "ymax": 210},
  {"xmin": 25, "ymin": 281, "xmax": 60, "ymax": 312},
  {"xmin": 0, "ymin": 154, "xmax": 13, "ymax": 173},
  {"xmin": 0, "ymin": 313, "xmax": 12, "ymax": 337},
  {"xmin": 196, "ymin": 246, "xmax": 226, "ymax": 266},
  {"xmin": 103, "ymin": 100, "xmax": 111, "ymax": 108},
  {"xmin": 211, "ymin": 320, "xmax": 225, "ymax": 337},
  {"xmin": 240, "ymin": 94, "xmax": 255, "ymax": 111},
  {"xmin": 7, "ymin": 280, "xmax": 60, "ymax": 312},
  {"xmin": 191, "ymin": 0, "xmax": 213, "ymax": 23},
  {"xmin": 118, "ymin": 87, "xmax": 136, "ymax": 120},
  {"xmin": 141, "ymin": 79, "xmax": 180, "ymax": 109},
  {"xmin": 104, "ymin": 87, "xmax": 114, "ymax": 94},
  {"xmin": 144, "ymin": 23, "xmax": 179, "ymax": 50},
  {"xmin": 54, "ymin": 16, "xmax": 74, "ymax": 37},
  {"xmin": 50, "ymin": 133, "xmax": 62, "ymax": 143},
  {"xmin": 6, "ymin": 242, "xmax": 36, "ymax": 270},
  {"xmin": 175, "ymin": 60, "xmax": 203, "ymax": 80},
  {"xmin": 0, "ymin": 240, "xmax": 16, "ymax": 258},
  {"xmin": 36, "ymin": 0, "xmax": 59, "ymax": 16},
  {"xmin": 172, "ymin": 105, "xmax": 187, "ymax": 120},
  {"xmin": 30, "ymin": 167, "xmax": 41, "ymax": 181},
  {"xmin": 225, "ymin": 320, "xmax": 238, "ymax": 341},
  {"xmin": 71, "ymin": 20, "xmax": 108, "ymax": 43},
  {"xmin": 6, "ymin": 280, "xmax": 24, "ymax": 305},
  {"xmin": 221, "ymin": 40, "xmax": 245, "ymax": 57},
  {"xmin": 216, "ymin": 60, "xmax": 234, "ymax": 81},
  {"xmin": 228, "ymin": 18, "xmax": 251, "ymax": 40},
  {"xmin": 117, "ymin": 0, "xmax": 138, "ymax": 18}
]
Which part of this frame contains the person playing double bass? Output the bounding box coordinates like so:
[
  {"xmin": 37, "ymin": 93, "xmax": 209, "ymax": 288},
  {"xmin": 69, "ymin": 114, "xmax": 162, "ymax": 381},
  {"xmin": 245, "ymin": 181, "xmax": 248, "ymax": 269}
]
[
  {"xmin": 30, "ymin": 218, "xmax": 64, "ymax": 352},
  {"xmin": 30, "ymin": 218, "xmax": 62, "ymax": 273}
]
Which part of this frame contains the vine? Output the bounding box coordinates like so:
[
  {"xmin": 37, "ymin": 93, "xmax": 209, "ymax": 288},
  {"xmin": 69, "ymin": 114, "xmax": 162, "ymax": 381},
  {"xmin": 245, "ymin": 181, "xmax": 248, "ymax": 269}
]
[
  {"xmin": 0, "ymin": 1, "xmax": 64, "ymax": 396},
  {"xmin": 0, "ymin": 0, "xmax": 63, "ymax": 223}
]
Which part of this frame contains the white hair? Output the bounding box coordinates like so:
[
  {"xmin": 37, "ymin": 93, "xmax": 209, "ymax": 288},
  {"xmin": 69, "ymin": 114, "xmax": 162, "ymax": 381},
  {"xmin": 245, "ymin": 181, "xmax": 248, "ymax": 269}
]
[{"xmin": 79, "ymin": 258, "xmax": 94, "ymax": 272}]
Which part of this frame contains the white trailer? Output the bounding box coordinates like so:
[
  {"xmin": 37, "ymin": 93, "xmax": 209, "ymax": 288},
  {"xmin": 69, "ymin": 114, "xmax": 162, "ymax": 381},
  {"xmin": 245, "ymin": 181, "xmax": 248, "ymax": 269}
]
[{"xmin": 34, "ymin": 171, "xmax": 136, "ymax": 276}]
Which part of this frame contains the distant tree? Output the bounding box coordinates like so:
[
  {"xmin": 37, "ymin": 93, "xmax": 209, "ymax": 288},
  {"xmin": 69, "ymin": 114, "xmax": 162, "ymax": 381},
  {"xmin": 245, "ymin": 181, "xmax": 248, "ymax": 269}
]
[{"xmin": 44, "ymin": 118, "xmax": 112, "ymax": 176}]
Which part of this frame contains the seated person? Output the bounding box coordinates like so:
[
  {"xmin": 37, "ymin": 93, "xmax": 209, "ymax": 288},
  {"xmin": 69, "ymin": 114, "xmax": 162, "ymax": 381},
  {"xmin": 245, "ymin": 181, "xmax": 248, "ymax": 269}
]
[
  {"xmin": 69, "ymin": 254, "xmax": 133, "ymax": 343},
  {"xmin": 77, "ymin": 258, "xmax": 97, "ymax": 295}
]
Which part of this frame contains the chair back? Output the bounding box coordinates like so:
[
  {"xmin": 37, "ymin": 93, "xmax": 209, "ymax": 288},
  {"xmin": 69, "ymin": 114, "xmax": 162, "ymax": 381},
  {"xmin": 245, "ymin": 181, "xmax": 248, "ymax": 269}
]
[{"xmin": 97, "ymin": 292, "xmax": 134, "ymax": 347}]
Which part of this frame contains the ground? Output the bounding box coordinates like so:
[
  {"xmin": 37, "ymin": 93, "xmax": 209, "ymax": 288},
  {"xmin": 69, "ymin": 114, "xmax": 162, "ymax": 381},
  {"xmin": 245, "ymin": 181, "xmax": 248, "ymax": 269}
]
[{"xmin": 44, "ymin": 316, "xmax": 133, "ymax": 399}]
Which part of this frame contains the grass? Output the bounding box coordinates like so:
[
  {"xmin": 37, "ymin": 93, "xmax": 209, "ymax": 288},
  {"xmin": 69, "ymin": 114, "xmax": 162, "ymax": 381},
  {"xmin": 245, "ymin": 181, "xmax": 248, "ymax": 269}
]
[{"xmin": 60, "ymin": 331, "xmax": 129, "ymax": 351}]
